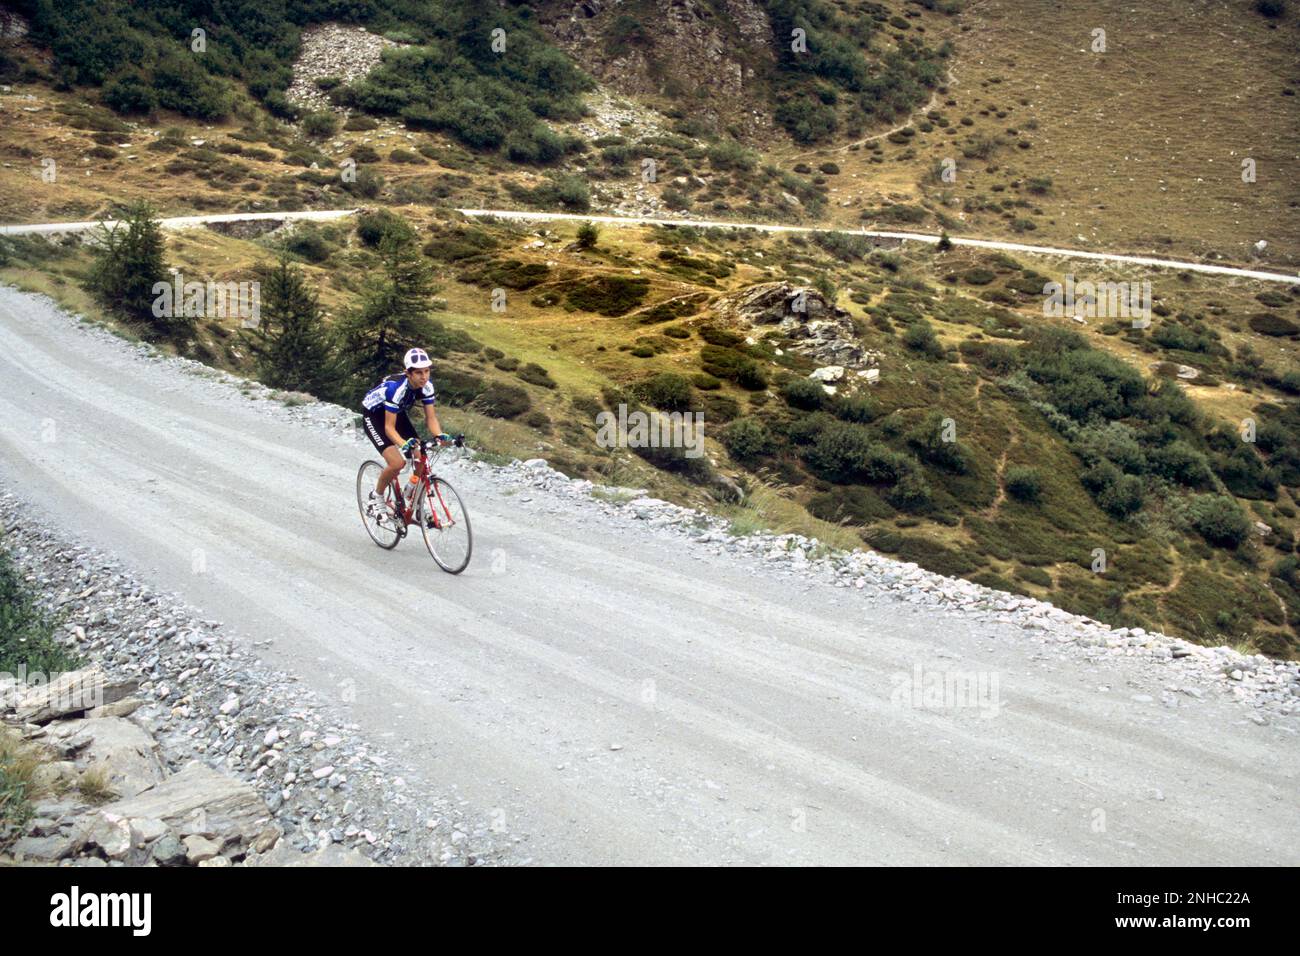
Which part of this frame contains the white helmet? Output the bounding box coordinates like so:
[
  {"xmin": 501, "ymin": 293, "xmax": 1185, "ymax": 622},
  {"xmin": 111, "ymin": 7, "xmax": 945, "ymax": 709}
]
[{"xmin": 404, "ymin": 347, "xmax": 432, "ymax": 369}]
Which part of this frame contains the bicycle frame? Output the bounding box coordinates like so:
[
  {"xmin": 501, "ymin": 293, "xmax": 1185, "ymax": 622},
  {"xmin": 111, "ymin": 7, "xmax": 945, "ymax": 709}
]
[{"xmin": 386, "ymin": 441, "xmax": 459, "ymax": 531}]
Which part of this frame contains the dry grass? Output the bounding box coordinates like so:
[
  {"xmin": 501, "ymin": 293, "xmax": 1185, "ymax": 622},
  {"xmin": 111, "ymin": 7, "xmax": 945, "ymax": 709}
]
[{"xmin": 0, "ymin": 726, "xmax": 46, "ymax": 843}]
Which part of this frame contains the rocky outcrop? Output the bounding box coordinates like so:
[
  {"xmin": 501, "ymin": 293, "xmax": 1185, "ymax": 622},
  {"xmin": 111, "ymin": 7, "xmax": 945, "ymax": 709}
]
[
  {"xmin": 11, "ymin": 666, "xmax": 138, "ymax": 724},
  {"xmin": 536, "ymin": 0, "xmax": 776, "ymax": 140},
  {"xmin": 286, "ymin": 23, "xmax": 405, "ymax": 112},
  {"xmin": 709, "ymin": 281, "xmax": 869, "ymax": 368}
]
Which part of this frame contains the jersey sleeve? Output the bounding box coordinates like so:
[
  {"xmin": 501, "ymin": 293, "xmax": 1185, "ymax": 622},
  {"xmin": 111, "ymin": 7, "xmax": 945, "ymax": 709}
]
[
  {"xmin": 420, "ymin": 382, "xmax": 437, "ymax": 406},
  {"xmin": 383, "ymin": 380, "xmax": 406, "ymax": 413}
]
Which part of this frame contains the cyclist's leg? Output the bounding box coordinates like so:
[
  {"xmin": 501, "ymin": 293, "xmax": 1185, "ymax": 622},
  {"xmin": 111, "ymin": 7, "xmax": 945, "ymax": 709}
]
[{"xmin": 373, "ymin": 413, "xmax": 417, "ymax": 494}]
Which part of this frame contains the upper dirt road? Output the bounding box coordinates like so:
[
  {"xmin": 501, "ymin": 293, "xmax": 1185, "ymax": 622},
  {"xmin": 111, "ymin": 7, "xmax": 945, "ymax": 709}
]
[
  {"xmin": 3, "ymin": 208, "xmax": 1298, "ymax": 284},
  {"xmin": 0, "ymin": 285, "xmax": 1296, "ymax": 865}
]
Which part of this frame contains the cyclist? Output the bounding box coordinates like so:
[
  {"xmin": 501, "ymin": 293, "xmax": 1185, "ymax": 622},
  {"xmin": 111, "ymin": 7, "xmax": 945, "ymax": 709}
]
[{"xmin": 361, "ymin": 347, "xmax": 451, "ymax": 518}]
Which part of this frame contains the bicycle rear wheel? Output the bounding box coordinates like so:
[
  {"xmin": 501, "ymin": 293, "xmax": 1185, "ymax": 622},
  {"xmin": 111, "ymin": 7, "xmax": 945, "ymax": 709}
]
[
  {"xmin": 420, "ymin": 476, "xmax": 472, "ymax": 574},
  {"xmin": 357, "ymin": 461, "xmax": 402, "ymax": 550}
]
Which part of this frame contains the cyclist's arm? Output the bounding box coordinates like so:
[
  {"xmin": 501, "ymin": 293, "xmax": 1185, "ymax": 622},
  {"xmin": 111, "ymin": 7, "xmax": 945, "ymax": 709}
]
[{"xmin": 423, "ymin": 403, "xmax": 443, "ymax": 440}]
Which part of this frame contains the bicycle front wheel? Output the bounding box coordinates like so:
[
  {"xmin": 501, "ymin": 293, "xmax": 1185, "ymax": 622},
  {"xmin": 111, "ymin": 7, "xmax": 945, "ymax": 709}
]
[
  {"xmin": 357, "ymin": 460, "xmax": 402, "ymax": 550},
  {"xmin": 420, "ymin": 476, "xmax": 472, "ymax": 574}
]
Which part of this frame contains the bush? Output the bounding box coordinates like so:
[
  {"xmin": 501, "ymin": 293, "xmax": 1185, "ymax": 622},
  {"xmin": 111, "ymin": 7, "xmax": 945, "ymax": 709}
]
[
  {"xmin": 346, "ymin": 167, "xmax": 385, "ymax": 199},
  {"xmin": 565, "ymin": 276, "xmax": 650, "ymax": 316},
  {"xmin": 355, "ymin": 209, "xmax": 406, "ymax": 248},
  {"xmin": 1004, "ymin": 466, "xmax": 1043, "ymax": 502},
  {"xmin": 576, "ymin": 222, "xmax": 599, "ymax": 249},
  {"xmin": 906, "ymin": 412, "xmax": 969, "ymax": 473},
  {"xmin": 782, "ymin": 377, "xmax": 828, "ymax": 410},
  {"xmin": 805, "ymin": 421, "xmax": 877, "ymax": 483},
  {"xmin": 302, "ymin": 112, "xmax": 338, "ymax": 139},
  {"xmin": 735, "ymin": 361, "xmax": 769, "ymax": 391},
  {"xmin": 721, "ymin": 418, "xmax": 775, "ymax": 463},
  {"xmin": 102, "ymin": 70, "xmax": 157, "ymax": 114},
  {"xmin": 901, "ymin": 321, "xmax": 944, "ymax": 358},
  {"xmin": 1148, "ymin": 441, "xmax": 1213, "ymax": 488},
  {"xmin": 1097, "ymin": 476, "xmax": 1149, "ymax": 520},
  {"xmin": 283, "ymin": 226, "xmax": 332, "ymax": 263},
  {"xmin": 888, "ymin": 470, "xmax": 932, "ymax": 510},
  {"xmin": 1248, "ymin": 312, "xmax": 1299, "ymax": 337},
  {"xmin": 478, "ymin": 382, "xmax": 531, "ymax": 419},
  {"xmin": 706, "ymin": 139, "xmax": 758, "ymax": 171},
  {"xmin": 517, "ymin": 363, "xmax": 557, "ymax": 389},
  {"xmin": 153, "ymin": 53, "xmax": 229, "ymax": 119},
  {"xmin": 637, "ymin": 373, "xmax": 694, "ymax": 412},
  {"xmin": 832, "ymin": 394, "xmax": 878, "ymax": 423},
  {"xmin": 1189, "ymin": 494, "xmax": 1250, "ymax": 548},
  {"xmin": 505, "ymin": 123, "xmax": 565, "ymax": 165}
]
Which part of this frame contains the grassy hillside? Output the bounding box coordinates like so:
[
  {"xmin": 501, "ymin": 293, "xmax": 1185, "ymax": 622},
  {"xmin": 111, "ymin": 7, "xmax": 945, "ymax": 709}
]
[
  {"xmin": 0, "ymin": 1, "xmax": 1297, "ymax": 655},
  {"xmin": 4, "ymin": 208, "xmax": 1298, "ymax": 656}
]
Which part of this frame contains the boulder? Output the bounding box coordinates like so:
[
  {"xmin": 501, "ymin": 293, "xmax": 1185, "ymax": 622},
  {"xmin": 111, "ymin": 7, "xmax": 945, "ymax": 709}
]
[
  {"xmin": 14, "ymin": 667, "xmax": 138, "ymax": 724},
  {"xmin": 48, "ymin": 717, "xmax": 167, "ymax": 798},
  {"xmin": 709, "ymin": 282, "xmax": 864, "ymax": 367},
  {"xmin": 94, "ymin": 761, "xmax": 270, "ymax": 853}
]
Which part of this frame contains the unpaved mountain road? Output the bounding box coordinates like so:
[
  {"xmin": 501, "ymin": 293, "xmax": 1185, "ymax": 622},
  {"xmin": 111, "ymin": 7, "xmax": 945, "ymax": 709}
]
[
  {"xmin": 1, "ymin": 286, "xmax": 1296, "ymax": 866},
  {"xmin": 2, "ymin": 208, "xmax": 1297, "ymax": 284}
]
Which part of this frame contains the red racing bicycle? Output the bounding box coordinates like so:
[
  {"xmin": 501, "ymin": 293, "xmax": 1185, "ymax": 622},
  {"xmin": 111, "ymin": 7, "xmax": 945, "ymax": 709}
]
[{"xmin": 356, "ymin": 435, "xmax": 473, "ymax": 574}]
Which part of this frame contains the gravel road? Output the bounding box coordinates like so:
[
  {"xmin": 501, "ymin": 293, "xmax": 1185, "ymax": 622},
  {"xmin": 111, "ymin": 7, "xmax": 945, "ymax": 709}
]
[{"xmin": 1, "ymin": 285, "xmax": 1295, "ymax": 865}]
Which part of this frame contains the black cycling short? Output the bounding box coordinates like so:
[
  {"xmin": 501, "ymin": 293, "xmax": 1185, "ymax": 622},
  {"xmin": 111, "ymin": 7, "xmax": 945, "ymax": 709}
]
[{"xmin": 362, "ymin": 406, "xmax": 417, "ymax": 453}]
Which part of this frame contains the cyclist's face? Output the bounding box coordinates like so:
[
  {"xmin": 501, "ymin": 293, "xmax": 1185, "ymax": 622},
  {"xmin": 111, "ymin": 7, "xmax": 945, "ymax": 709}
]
[{"xmin": 407, "ymin": 367, "xmax": 431, "ymax": 388}]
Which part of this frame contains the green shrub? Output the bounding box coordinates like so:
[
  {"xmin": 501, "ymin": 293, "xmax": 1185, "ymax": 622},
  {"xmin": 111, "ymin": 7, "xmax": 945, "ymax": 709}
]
[
  {"xmin": 283, "ymin": 225, "xmax": 333, "ymax": 263},
  {"xmin": 576, "ymin": 222, "xmax": 599, "ymax": 249},
  {"xmin": 1148, "ymin": 441, "xmax": 1213, "ymax": 488},
  {"xmin": 901, "ymin": 321, "xmax": 944, "ymax": 358},
  {"xmin": 505, "ymin": 123, "xmax": 566, "ymax": 165},
  {"xmin": 707, "ymin": 139, "xmax": 758, "ymax": 171},
  {"xmin": 102, "ymin": 70, "xmax": 157, "ymax": 114},
  {"xmin": 354, "ymin": 209, "xmax": 406, "ymax": 248},
  {"xmin": 302, "ymin": 112, "xmax": 338, "ymax": 139},
  {"xmin": 1004, "ymin": 466, "xmax": 1042, "ymax": 502},
  {"xmin": 517, "ymin": 363, "xmax": 556, "ymax": 389},
  {"xmin": 1093, "ymin": 471, "xmax": 1144, "ymax": 518},
  {"xmin": 831, "ymin": 394, "xmax": 878, "ymax": 423},
  {"xmin": 736, "ymin": 361, "xmax": 769, "ymax": 391},
  {"xmin": 478, "ymin": 381, "xmax": 531, "ymax": 419},
  {"xmin": 781, "ymin": 377, "xmax": 827, "ymax": 410},
  {"xmin": 906, "ymin": 412, "xmax": 969, "ymax": 473},
  {"xmin": 637, "ymin": 373, "xmax": 695, "ymax": 411},
  {"xmin": 1188, "ymin": 494, "xmax": 1251, "ymax": 548},
  {"xmin": 1248, "ymin": 313, "xmax": 1299, "ymax": 337},
  {"xmin": 564, "ymin": 276, "xmax": 650, "ymax": 316},
  {"xmin": 721, "ymin": 418, "xmax": 775, "ymax": 463},
  {"xmin": 805, "ymin": 421, "xmax": 876, "ymax": 483}
]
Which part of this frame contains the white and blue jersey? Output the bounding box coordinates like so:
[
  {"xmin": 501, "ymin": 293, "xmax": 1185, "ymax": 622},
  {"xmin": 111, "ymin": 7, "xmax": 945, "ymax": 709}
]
[{"xmin": 362, "ymin": 374, "xmax": 437, "ymax": 415}]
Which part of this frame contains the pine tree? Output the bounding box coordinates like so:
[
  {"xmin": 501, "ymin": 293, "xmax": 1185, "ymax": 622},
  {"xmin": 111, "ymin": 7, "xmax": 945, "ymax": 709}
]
[
  {"xmin": 334, "ymin": 217, "xmax": 438, "ymax": 392},
  {"xmin": 251, "ymin": 255, "xmax": 343, "ymax": 402},
  {"xmin": 87, "ymin": 200, "xmax": 169, "ymax": 332}
]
